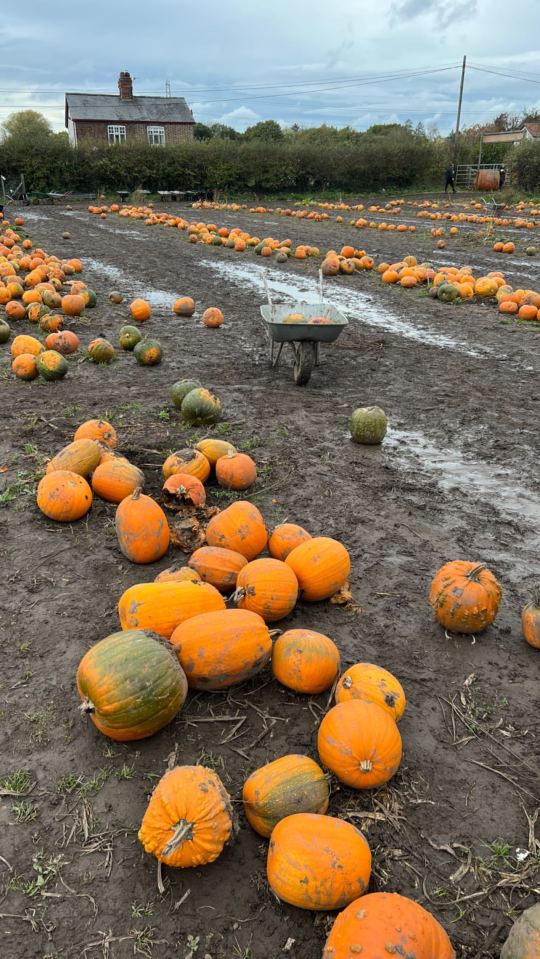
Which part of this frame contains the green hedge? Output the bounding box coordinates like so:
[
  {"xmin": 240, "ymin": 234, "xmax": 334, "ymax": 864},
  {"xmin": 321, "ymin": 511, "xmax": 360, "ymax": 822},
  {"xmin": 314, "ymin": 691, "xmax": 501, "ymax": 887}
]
[
  {"xmin": 509, "ymin": 140, "xmax": 540, "ymax": 192},
  {"xmin": 0, "ymin": 133, "xmax": 444, "ymax": 195}
]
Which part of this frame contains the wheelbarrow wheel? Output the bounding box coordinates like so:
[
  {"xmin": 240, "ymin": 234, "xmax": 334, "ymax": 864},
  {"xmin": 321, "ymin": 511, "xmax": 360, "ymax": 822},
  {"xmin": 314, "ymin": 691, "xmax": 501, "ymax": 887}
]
[{"xmin": 293, "ymin": 341, "xmax": 316, "ymax": 386}]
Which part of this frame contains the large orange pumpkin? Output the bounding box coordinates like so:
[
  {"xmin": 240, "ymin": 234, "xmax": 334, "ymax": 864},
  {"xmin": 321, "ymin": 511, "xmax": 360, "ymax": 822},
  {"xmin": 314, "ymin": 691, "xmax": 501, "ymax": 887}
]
[
  {"xmin": 77, "ymin": 629, "xmax": 187, "ymax": 741},
  {"xmin": 243, "ymin": 755, "xmax": 329, "ymax": 837},
  {"xmin": 522, "ymin": 592, "xmax": 540, "ymax": 649},
  {"xmin": 170, "ymin": 608, "xmax": 272, "ymax": 689},
  {"xmin": 202, "ymin": 307, "xmax": 224, "ymax": 328},
  {"xmin": 215, "ymin": 452, "xmax": 257, "ymax": 490},
  {"xmin": 118, "ymin": 580, "xmax": 225, "ymax": 639},
  {"xmin": 46, "ymin": 438, "xmax": 102, "ymax": 477},
  {"xmin": 205, "ymin": 500, "xmax": 267, "ymax": 560},
  {"xmin": 44, "ymin": 330, "xmax": 79, "ymax": 354},
  {"xmin": 130, "ymin": 298, "xmax": 151, "ymax": 322},
  {"xmin": 115, "ymin": 489, "xmax": 170, "ymax": 564},
  {"xmin": 172, "ymin": 297, "xmax": 195, "ymax": 317},
  {"xmin": 74, "ymin": 418, "xmax": 117, "ymax": 448},
  {"xmin": 61, "ymin": 293, "xmax": 85, "ymax": 316},
  {"xmin": 335, "ymin": 663, "xmax": 406, "ymax": 721},
  {"xmin": 318, "ymin": 700, "xmax": 402, "ymax": 789},
  {"xmin": 322, "ymin": 892, "xmax": 455, "ymax": 959},
  {"xmin": 234, "ymin": 558, "xmax": 298, "ymax": 622},
  {"xmin": 37, "ymin": 470, "xmax": 92, "ymax": 522},
  {"xmin": 11, "ymin": 334, "xmax": 44, "ymax": 358},
  {"xmin": 12, "ymin": 354, "xmax": 38, "ymax": 380},
  {"xmin": 268, "ymin": 523, "xmax": 311, "ymax": 561},
  {"xmin": 272, "ymin": 629, "xmax": 340, "ymax": 693},
  {"xmin": 162, "ymin": 448, "xmax": 210, "ymax": 483},
  {"xmin": 92, "ymin": 458, "xmax": 145, "ymax": 503},
  {"xmin": 138, "ymin": 765, "xmax": 233, "ymax": 867},
  {"xmin": 188, "ymin": 546, "xmax": 248, "ymax": 593},
  {"xmin": 429, "ymin": 560, "xmax": 502, "ymax": 634},
  {"xmin": 285, "ymin": 536, "xmax": 350, "ymax": 601},
  {"xmin": 267, "ymin": 813, "xmax": 371, "ymax": 910}
]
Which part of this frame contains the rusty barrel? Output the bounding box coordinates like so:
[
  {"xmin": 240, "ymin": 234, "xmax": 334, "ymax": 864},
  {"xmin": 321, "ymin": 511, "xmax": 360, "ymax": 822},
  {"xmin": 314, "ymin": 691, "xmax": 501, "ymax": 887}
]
[{"xmin": 475, "ymin": 169, "xmax": 501, "ymax": 191}]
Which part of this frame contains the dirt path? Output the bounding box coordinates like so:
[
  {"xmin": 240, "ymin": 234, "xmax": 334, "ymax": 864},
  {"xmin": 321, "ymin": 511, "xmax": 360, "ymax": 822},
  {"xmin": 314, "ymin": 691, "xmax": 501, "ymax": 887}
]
[{"xmin": 1, "ymin": 203, "xmax": 539, "ymax": 959}]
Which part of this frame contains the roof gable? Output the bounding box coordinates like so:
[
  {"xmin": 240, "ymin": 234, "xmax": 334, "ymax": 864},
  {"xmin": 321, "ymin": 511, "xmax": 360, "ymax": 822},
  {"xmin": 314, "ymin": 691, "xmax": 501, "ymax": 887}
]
[
  {"xmin": 524, "ymin": 122, "xmax": 540, "ymax": 138},
  {"xmin": 65, "ymin": 93, "xmax": 194, "ymax": 126}
]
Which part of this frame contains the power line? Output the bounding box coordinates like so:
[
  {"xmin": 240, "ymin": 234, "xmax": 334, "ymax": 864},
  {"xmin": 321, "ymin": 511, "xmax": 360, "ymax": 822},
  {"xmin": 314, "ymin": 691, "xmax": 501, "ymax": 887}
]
[{"xmin": 468, "ymin": 64, "xmax": 540, "ymax": 85}]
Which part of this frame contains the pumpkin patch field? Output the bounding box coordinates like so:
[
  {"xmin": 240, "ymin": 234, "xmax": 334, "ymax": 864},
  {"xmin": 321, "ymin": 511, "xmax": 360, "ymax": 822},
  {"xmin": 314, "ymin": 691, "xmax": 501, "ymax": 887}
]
[{"xmin": 0, "ymin": 196, "xmax": 539, "ymax": 959}]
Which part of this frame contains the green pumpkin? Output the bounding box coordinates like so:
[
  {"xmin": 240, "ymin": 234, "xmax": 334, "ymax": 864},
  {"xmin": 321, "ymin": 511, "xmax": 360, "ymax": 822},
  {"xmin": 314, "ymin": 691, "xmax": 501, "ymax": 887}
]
[
  {"xmin": 437, "ymin": 282, "xmax": 460, "ymax": 303},
  {"xmin": 88, "ymin": 338, "xmax": 115, "ymax": 364},
  {"xmin": 134, "ymin": 338, "xmax": 162, "ymax": 366},
  {"xmin": 84, "ymin": 289, "xmax": 97, "ymax": 308},
  {"xmin": 181, "ymin": 387, "xmax": 221, "ymax": 425},
  {"xmin": 254, "ymin": 242, "xmax": 265, "ymax": 255},
  {"xmin": 76, "ymin": 629, "xmax": 188, "ymax": 741},
  {"xmin": 119, "ymin": 325, "xmax": 142, "ymax": 351},
  {"xmin": 26, "ymin": 302, "xmax": 50, "ymax": 324},
  {"xmin": 526, "ymin": 246, "xmax": 537, "ymax": 257},
  {"xmin": 0, "ymin": 319, "xmax": 11, "ymax": 344},
  {"xmin": 226, "ymin": 237, "xmax": 235, "ymax": 248},
  {"xmin": 349, "ymin": 406, "xmax": 387, "ymax": 445},
  {"xmin": 211, "ymin": 234, "xmax": 223, "ymax": 246},
  {"xmin": 171, "ymin": 378, "xmax": 202, "ymax": 410},
  {"xmin": 36, "ymin": 349, "xmax": 68, "ymax": 381},
  {"xmin": 275, "ymin": 252, "xmax": 288, "ymax": 263}
]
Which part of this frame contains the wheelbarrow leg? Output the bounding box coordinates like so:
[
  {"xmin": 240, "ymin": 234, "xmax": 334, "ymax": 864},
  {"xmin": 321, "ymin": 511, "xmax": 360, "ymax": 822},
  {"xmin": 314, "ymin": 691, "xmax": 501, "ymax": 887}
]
[{"xmin": 271, "ymin": 341, "xmax": 284, "ymax": 368}]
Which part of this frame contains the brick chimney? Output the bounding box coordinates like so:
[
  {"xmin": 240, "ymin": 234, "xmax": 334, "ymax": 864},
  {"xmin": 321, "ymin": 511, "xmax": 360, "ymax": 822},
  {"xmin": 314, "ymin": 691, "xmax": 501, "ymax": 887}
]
[{"xmin": 118, "ymin": 71, "xmax": 133, "ymax": 99}]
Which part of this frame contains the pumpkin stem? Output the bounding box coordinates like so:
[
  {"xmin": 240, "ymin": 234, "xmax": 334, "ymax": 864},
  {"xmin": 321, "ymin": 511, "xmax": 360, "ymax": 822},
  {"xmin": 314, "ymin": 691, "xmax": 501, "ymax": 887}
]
[
  {"xmin": 342, "ymin": 676, "xmax": 353, "ymax": 690},
  {"xmin": 79, "ymin": 698, "xmax": 95, "ymax": 715},
  {"xmin": 132, "ymin": 486, "xmax": 143, "ymax": 501},
  {"xmin": 162, "ymin": 818, "xmax": 194, "ymax": 856},
  {"xmin": 466, "ymin": 563, "xmax": 486, "ymax": 581},
  {"xmin": 359, "ymin": 759, "xmax": 373, "ymax": 773}
]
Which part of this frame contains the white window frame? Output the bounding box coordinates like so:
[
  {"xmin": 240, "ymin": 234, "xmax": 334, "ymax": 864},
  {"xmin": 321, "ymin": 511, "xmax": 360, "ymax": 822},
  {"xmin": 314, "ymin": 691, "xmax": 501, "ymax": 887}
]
[
  {"xmin": 108, "ymin": 124, "xmax": 126, "ymax": 145},
  {"xmin": 147, "ymin": 125, "xmax": 166, "ymax": 146}
]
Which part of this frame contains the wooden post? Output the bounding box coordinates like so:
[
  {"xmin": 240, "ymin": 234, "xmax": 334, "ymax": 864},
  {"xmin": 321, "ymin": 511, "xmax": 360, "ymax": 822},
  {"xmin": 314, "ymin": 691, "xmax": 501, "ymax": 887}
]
[{"xmin": 453, "ymin": 55, "xmax": 467, "ymax": 167}]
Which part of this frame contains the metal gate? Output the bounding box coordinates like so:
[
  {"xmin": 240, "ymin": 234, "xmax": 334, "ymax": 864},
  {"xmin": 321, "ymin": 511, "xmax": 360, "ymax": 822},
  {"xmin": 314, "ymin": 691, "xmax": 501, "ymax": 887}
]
[{"xmin": 455, "ymin": 163, "xmax": 501, "ymax": 189}]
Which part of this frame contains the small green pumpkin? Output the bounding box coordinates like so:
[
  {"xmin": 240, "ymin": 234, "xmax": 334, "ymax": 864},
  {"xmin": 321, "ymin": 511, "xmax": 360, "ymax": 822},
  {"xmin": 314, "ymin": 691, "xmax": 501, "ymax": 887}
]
[
  {"xmin": 76, "ymin": 629, "xmax": 188, "ymax": 741},
  {"xmin": 134, "ymin": 338, "xmax": 162, "ymax": 366},
  {"xmin": 349, "ymin": 406, "xmax": 387, "ymax": 445},
  {"xmin": 0, "ymin": 319, "xmax": 11, "ymax": 344},
  {"xmin": 525, "ymin": 246, "xmax": 537, "ymax": 257},
  {"xmin": 36, "ymin": 350, "xmax": 69, "ymax": 381},
  {"xmin": 437, "ymin": 282, "xmax": 460, "ymax": 303},
  {"xmin": 181, "ymin": 387, "xmax": 221, "ymax": 425},
  {"xmin": 119, "ymin": 325, "xmax": 143, "ymax": 351},
  {"xmin": 171, "ymin": 378, "xmax": 202, "ymax": 410},
  {"xmin": 88, "ymin": 338, "xmax": 115, "ymax": 364},
  {"xmin": 84, "ymin": 289, "xmax": 97, "ymax": 308}
]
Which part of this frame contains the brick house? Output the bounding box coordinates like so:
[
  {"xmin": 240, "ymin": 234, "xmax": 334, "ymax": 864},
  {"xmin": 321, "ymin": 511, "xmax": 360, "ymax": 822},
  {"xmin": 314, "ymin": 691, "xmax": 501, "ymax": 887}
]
[{"xmin": 65, "ymin": 71, "xmax": 195, "ymax": 146}]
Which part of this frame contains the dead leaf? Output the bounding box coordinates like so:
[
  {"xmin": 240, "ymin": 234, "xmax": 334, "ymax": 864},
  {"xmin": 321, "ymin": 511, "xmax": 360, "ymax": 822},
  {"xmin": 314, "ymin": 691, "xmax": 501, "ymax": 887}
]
[
  {"xmin": 0, "ymin": 465, "xmax": 9, "ymax": 473},
  {"xmin": 330, "ymin": 581, "xmax": 362, "ymax": 612}
]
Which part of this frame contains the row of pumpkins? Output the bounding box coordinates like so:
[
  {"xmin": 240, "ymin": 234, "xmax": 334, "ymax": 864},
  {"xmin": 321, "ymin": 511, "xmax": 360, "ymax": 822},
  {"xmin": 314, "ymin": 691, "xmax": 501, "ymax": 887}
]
[{"xmin": 61, "ymin": 417, "xmax": 457, "ymax": 957}]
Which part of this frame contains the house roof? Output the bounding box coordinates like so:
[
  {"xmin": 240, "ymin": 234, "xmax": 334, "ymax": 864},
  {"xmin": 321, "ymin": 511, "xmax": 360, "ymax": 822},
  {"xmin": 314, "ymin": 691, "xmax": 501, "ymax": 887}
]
[
  {"xmin": 65, "ymin": 93, "xmax": 194, "ymax": 126},
  {"xmin": 524, "ymin": 122, "xmax": 540, "ymax": 138}
]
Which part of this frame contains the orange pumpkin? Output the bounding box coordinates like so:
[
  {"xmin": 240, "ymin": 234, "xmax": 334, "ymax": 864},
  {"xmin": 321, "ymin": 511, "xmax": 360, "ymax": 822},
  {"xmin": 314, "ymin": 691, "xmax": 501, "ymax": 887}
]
[
  {"xmin": 12, "ymin": 353, "xmax": 38, "ymax": 380},
  {"xmin": 322, "ymin": 892, "xmax": 455, "ymax": 959},
  {"xmin": 154, "ymin": 565, "xmax": 201, "ymax": 584},
  {"xmin": 318, "ymin": 700, "xmax": 402, "ymax": 789},
  {"xmin": 170, "ymin": 608, "xmax": 272, "ymax": 689},
  {"xmin": 194, "ymin": 437, "xmax": 236, "ymax": 466},
  {"xmin": 44, "ymin": 330, "xmax": 79, "ymax": 354},
  {"xmin": 235, "ymin": 558, "xmax": 298, "ymax": 622},
  {"xmin": 188, "ymin": 546, "xmax": 248, "ymax": 593},
  {"xmin": 285, "ymin": 536, "xmax": 350, "ymax": 601},
  {"xmin": 202, "ymin": 307, "xmax": 224, "ymax": 328},
  {"xmin": 118, "ymin": 580, "xmax": 225, "ymax": 638},
  {"xmin": 5, "ymin": 301, "xmax": 26, "ymax": 321},
  {"xmin": 206, "ymin": 500, "xmax": 267, "ymax": 560},
  {"xmin": 61, "ymin": 293, "xmax": 85, "ymax": 316},
  {"xmin": 243, "ymin": 755, "xmax": 329, "ymax": 838},
  {"xmin": 138, "ymin": 765, "xmax": 233, "ymax": 867},
  {"xmin": 272, "ymin": 629, "xmax": 340, "ymax": 693},
  {"xmin": 162, "ymin": 472, "xmax": 206, "ymax": 508},
  {"xmin": 92, "ymin": 458, "xmax": 144, "ymax": 503},
  {"xmin": 46, "ymin": 439, "xmax": 102, "ymax": 477},
  {"xmin": 130, "ymin": 298, "xmax": 152, "ymax": 322},
  {"xmin": 268, "ymin": 523, "xmax": 311, "ymax": 560},
  {"xmin": 521, "ymin": 592, "xmax": 540, "ymax": 649},
  {"xmin": 162, "ymin": 448, "xmax": 210, "ymax": 483},
  {"xmin": 74, "ymin": 418, "xmax": 117, "ymax": 448},
  {"xmin": 37, "ymin": 470, "xmax": 92, "ymax": 522},
  {"xmin": 335, "ymin": 663, "xmax": 406, "ymax": 721},
  {"xmin": 11, "ymin": 334, "xmax": 44, "ymax": 358},
  {"xmin": 172, "ymin": 296, "xmax": 195, "ymax": 316},
  {"xmin": 518, "ymin": 304, "xmax": 538, "ymax": 321},
  {"xmin": 115, "ymin": 489, "xmax": 170, "ymax": 563},
  {"xmin": 215, "ymin": 452, "xmax": 257, "ymax": 490},
  {"xmin": 267, "ymin": 813, "xmax": 371, "ymax": 910},
  {"xmin": 429, "ymin": 560, "xmax": 502, "ymax": 634}
]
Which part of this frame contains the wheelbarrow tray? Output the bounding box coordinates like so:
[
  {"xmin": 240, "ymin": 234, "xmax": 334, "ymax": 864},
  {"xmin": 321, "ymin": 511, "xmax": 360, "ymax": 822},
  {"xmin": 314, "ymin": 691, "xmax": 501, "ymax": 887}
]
[{"xmin": 260, "ymin": 303, "xmax": 347, "ymax": 343}]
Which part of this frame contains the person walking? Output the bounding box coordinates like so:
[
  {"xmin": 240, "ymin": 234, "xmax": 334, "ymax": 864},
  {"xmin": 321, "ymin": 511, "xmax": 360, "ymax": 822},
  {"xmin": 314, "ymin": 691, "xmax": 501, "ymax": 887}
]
[
  {"xmin": 499, "ymin": 166, "xmax": 506, "ymax": 189},
  {"xmin": 444, "ymin": 163, "xmax": 456, "ymax": 193}
]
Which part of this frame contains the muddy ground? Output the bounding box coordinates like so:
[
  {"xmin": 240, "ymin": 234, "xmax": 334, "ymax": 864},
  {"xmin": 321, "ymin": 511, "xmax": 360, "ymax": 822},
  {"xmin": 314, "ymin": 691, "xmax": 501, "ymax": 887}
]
[{"xmin": 0, "ymin": 197, "xmax": 539, "ymax": 959}]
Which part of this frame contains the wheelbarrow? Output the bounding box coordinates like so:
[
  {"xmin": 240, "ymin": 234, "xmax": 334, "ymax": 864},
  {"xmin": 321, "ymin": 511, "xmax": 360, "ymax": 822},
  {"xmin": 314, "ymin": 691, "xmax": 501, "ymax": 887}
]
[{"xmin": 260, "ymin": 302, "xmax": 348, "ymax": 385}]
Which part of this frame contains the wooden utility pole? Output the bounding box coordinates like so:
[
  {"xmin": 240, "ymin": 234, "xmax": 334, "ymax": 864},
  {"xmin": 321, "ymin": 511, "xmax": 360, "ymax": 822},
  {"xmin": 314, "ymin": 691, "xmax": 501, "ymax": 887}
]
[{"xmin": 453, "ymin": 55, "xmax": 467, "ymax": 167}]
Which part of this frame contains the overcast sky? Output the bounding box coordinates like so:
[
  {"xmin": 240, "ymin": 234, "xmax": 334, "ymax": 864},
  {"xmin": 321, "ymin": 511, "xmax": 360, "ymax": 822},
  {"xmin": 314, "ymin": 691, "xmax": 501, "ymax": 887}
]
[{"xmin": 1, "ymin": 0, "xmax": 539, "ymax": 135}]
